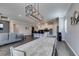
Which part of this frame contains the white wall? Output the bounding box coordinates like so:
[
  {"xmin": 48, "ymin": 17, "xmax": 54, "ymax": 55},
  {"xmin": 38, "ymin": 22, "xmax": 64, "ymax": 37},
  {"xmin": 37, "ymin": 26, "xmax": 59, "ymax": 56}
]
[
  {"xmin": 10, "ymin": 20, "xmax": 32, "ymax": 35},
  {"xmin": 65, "ymin": 4, "xmax": 79, "ymax": 55},
  {"xmin": 59, "ymin": 17, "xmax": 65, "ymax": 40}
]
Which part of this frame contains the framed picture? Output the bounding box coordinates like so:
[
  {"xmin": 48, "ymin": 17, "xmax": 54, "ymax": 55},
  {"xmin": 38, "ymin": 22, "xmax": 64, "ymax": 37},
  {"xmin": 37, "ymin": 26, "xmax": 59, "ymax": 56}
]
[
  {"xmin": 71, "ymin": 17, "xmax": 76, "ymax": 25},
  {"xmin": 71, "ymin": 11, "xmax": 79, "ymax": 25}
]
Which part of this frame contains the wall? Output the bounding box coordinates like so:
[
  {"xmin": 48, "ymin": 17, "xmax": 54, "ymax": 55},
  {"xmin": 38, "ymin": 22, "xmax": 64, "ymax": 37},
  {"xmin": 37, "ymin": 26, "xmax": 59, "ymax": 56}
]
[
  {"xmin": 0, "ymin": 20, "xmax": 9, "ymax": 33},
  {"xmin": 52, "ymin": 23, "xmax": 58, "ymax": 36},
  {"xmin": 10, "ymin": 20, "xmax": 32, "ymax": 35},
  {"xmin": 65, "ymin": 4, "xmax": 79, "ymax": 55},
  {"xmin": 59, "ymin": 17, "xmax": 65, "ymax": 40}
]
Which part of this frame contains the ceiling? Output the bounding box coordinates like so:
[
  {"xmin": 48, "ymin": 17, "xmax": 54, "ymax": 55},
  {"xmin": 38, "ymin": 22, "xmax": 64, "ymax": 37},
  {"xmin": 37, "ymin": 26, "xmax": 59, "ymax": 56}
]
[
  {"xmin": 39, "ymin": 3, "xmax": 71, "ymax": 20},
  {"xmin": 0, "ymin": 3, "xmax": 71, "ymax": 24}
]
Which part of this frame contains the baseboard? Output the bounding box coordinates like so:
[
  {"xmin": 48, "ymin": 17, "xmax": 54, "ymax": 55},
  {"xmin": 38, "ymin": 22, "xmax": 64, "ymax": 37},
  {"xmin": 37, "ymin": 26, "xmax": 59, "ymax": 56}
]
[{"xmin": 64, "ymin": 39, "xmax": 78, "ymax": 56}]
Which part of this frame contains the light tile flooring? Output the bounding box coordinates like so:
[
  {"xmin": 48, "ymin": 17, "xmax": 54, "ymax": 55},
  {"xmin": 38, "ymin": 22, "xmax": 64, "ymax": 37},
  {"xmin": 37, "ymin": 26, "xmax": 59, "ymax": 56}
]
[
  {"xmin": 0, "ymin": 35, "xmax": 33, "ymax": 56},
  {"xmin": 57, "ymin": 41, "xmax": 75, "ymax": 56},
  {"xmin": 0, "ymin": 37, "xmax": 75, "ymax": 56},
  {"xmin": 0, "ymin": 40, "xmax": 31, "ymax": 56}
]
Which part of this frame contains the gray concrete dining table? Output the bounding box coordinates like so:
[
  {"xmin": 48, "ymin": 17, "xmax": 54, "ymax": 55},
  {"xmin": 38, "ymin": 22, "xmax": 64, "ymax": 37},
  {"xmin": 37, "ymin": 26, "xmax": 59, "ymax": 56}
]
[{"xmin": 11, "ymin": 36, "xmax": 56, "ymax": 56}]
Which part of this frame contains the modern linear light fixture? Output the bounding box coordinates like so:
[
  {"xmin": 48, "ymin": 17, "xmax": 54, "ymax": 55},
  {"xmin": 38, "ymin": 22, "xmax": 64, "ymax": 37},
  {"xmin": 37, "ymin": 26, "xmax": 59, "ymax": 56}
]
[{"xmin": 25, "ymin": 4, "xmax": 44, "ymax": 22}]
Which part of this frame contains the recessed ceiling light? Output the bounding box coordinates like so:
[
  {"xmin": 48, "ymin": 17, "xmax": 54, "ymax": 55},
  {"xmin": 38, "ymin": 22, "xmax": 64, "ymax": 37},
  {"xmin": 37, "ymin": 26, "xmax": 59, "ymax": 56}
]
[
  {"xmin": 18, "ymin": 14, "xmax": 22, "ymax": 16},
  {"xmin": 0, "ymin": 13, "xmax": 3, "ymax": 15}
]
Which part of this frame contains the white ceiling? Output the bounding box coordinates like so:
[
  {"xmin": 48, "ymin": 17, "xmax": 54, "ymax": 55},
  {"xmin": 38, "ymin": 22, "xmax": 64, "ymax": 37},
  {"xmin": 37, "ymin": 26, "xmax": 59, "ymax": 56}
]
[
  {"xmin": 0, "ymin": 3, "xmax": 71, "ymax": 23},
  {"xmin": 39, "ymin": 3, "xmax": 71, "ymax": 20}
]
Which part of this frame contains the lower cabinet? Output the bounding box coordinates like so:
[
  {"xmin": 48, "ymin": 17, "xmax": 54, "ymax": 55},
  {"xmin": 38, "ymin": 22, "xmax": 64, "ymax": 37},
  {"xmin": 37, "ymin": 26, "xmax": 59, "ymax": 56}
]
[{"xmin": 0, "ymin": 33, "xmax": 23, "ymax": 45}]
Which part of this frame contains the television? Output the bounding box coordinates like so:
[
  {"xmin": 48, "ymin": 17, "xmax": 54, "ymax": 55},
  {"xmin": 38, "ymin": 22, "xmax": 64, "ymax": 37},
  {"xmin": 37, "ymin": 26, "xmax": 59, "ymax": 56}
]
[{"xmin": 0, "ymin": 23, "xmax": 3, "ymax": 30}]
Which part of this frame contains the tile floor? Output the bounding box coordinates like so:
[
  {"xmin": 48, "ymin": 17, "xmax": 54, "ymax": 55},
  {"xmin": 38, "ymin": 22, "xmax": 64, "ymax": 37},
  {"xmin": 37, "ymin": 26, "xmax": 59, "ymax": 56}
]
[
  {"xmin": 0, "ymin": 36, "xmax": 75, "ymax": 56},
  {"xmin": 57, "ymin": 41, "xmax": 75, "ymax": 56}
]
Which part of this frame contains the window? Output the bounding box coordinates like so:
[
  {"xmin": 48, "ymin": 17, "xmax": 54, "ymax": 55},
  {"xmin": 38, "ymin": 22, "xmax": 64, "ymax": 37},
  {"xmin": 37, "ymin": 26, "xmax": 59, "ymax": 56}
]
[
  {"xmin": 65, "ymin": 19, "xmax": 67, "ymax": 33},
  {"xmin": 0, "ymin": 23, "xmax": 3, "ymax": 30}
]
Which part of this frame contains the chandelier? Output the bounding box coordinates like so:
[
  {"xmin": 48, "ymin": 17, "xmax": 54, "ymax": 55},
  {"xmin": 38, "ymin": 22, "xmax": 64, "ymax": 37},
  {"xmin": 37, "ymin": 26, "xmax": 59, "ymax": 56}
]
[
  {"xmin": 25, "ymin": 5, "xmax": 33, "ymax": 16},
  {"xmin": 25, "ymin": 4, "xmax": 44, "ymax": 22}
]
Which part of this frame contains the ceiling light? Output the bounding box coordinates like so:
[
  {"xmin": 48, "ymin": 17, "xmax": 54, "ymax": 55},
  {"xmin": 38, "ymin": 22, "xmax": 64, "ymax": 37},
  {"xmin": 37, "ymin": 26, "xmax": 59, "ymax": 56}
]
[
  {"xmin": 18, "ymin": 14, "xmax": 22, "ymax": 16},
  {"xmin": 0, "ymin": 13, "xmax": 3, "ymax": 15},
  {"xmin": 25, "ymin": 5, "xmax": 33, "ymax": 16}
]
